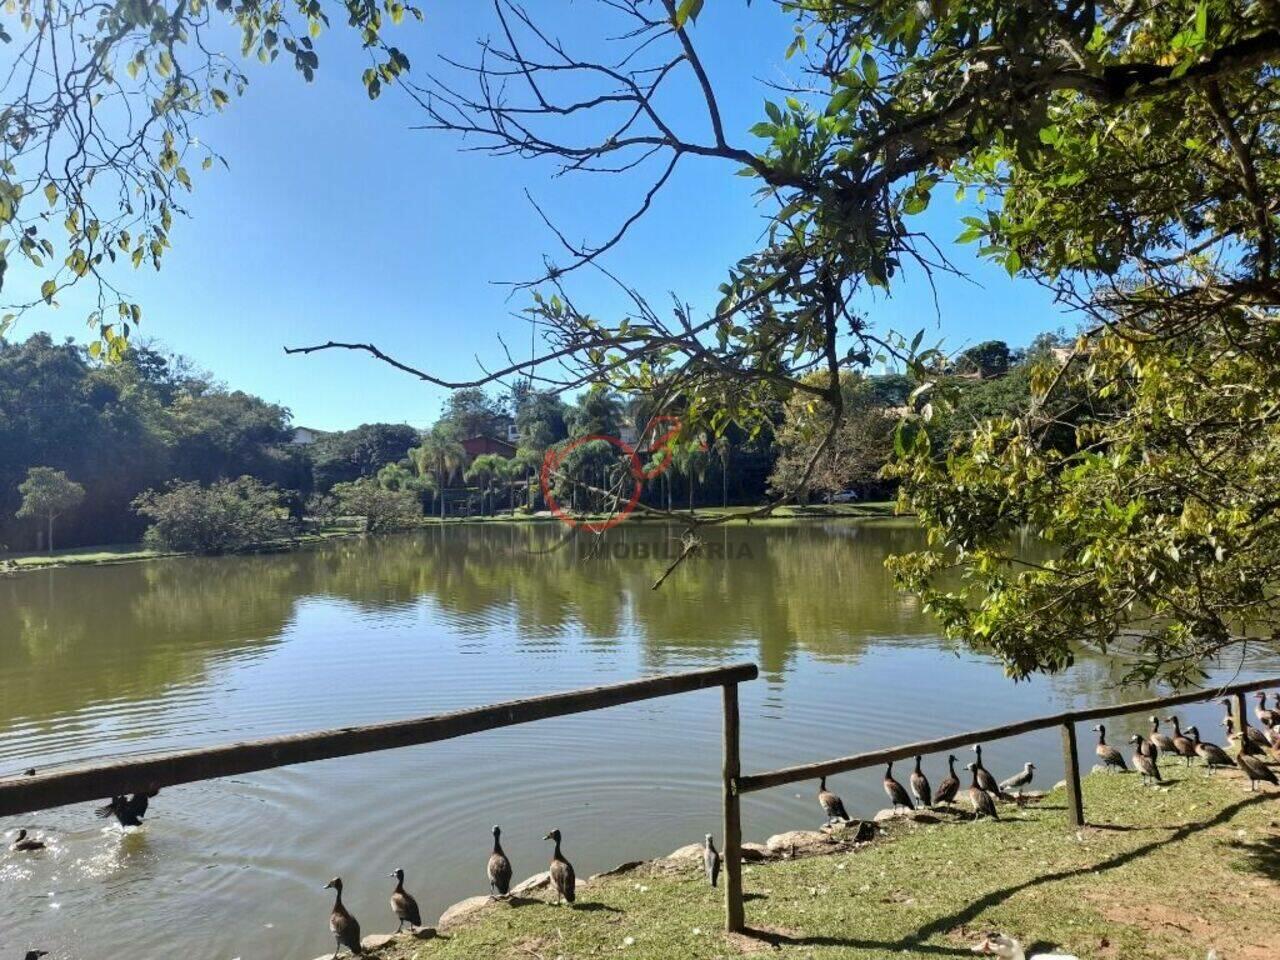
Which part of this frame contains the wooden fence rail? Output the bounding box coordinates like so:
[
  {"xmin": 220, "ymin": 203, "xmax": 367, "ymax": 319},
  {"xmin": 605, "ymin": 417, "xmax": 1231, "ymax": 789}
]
[{"xmin": 727, "ymin": 673, "xmax": 1280, "ymax": 932}]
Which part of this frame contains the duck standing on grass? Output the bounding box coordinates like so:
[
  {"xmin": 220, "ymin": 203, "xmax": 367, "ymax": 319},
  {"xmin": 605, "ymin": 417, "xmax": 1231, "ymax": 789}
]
[
  {"xmin": 388, "ymin": 868, "xmax": 421, "ymax": 933},
  {"xmin": 910, "ymin": 756, "xmax": 932, "ymax": 808},
  {"xmin": 323, "ymin": 877, "xmax": 362, "ymax": 958},
  {"xmin": 1255, "ymin": 692, "xmax": 1278, "ymax": 728},
  {"xmin": 544, "ymin": 828, "xmax": 576, "ymax": 906},
  {"xmin": 971, "ymin": 745, "xmax": 1003, "ymax": 796},
  {"xmin": 1224, "ymin": 700, "xmax": 1269, "ymax": 749},
  {"xmin": 488, "ymin": 825, "xmax": 512, "ymax": 897},
  {"xmin": 883, "ymin": 761, "xmax": 914, "ymax": 813},
  {"xmin": 1233, "ymin": 736, "xmax": 1279, "ymax": 792},
  {"xmin": 965, "ymin": 762, "xmax": 999, "ymax": 820},
  {"xmin": 999, "ymin": 763, "xmax": 1035, "ymax": 796},
  {"xmin": 9, "ymin": 829, "xmax": 45, "ymax": 852},
  {"xmin": 1167, "ymin": 716, "xmax": 1197, "ymax": 765},
  {"xmin": 1148, "ymin": 716, "xmax": 1176, "ymax": 756},
  {"xmin": 704, "ymin": 834, "xmax": 721, "ymax": 888},
  {"xmin": 934, "ymin": 755, "xmax": 961, "ymax": 806},
  {"xmin": 1128, "ymin": 735, "xmax": 1163, "ymax": 786},
  {"xmin": 817, "ymin": 775, "xmax": 851, "ymax": 823},
  {"xmin": 1186, "ymin": 725, "xmax": 1233, "ymax": 773},
  {"xmin": 1090, "ymin": 724, "xmax": 1127, "ymax": 772}
]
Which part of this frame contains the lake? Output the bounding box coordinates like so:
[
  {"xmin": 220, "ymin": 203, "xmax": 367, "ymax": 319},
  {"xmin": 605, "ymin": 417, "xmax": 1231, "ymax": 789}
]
[{"xmin": 1, "ymin": 521, "xmax": 1274, "ymax": 959}]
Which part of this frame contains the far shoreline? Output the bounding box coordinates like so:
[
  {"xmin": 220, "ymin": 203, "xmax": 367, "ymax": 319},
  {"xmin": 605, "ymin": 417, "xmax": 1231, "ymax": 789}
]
[{"xmin": 0, "ymin": 502, "xmax": 901, "ymax": 576}]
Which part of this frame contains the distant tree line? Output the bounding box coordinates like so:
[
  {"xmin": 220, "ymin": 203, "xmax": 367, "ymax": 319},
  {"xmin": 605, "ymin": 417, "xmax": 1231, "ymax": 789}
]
[{"xmin": 0, "ymin": 332, "xmax": 1059, "ymax": 552}]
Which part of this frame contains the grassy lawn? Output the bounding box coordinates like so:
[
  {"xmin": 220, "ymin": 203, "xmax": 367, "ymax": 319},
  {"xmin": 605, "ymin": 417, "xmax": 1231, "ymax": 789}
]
[
  {"xmin": 382, "ymin": 767, "xmax": 1280, "ymax": 960},
  {"xmin": 1, "ymin": 543, "xmax": 168, "ymax": 569}
]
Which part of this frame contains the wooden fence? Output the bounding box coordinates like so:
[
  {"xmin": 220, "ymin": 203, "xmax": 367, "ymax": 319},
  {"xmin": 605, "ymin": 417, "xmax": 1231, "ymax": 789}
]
[
  {"xmin": 729, "ymin": 674, "xmax": 1280, "ymax": 931},
  {"xmin": 0, "ymin": 662, "xmax": 759, "ymax": 932},
  {"xmin": 3, "ymin": 664, "xmax": 1278, "ymax": 936}
]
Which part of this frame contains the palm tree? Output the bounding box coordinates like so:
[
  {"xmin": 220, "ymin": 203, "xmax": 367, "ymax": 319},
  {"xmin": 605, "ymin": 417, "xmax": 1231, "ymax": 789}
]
[
  {"xmin": 714, "ymin": 435, "xmax": 732, "ymax": 509},
  {"xmin": 411, "ymin": 429, "xmax": 465, "ymax": 519}
]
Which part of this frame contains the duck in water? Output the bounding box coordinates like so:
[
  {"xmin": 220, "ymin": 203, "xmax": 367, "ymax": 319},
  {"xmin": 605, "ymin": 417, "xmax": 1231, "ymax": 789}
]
[
  {"xmin": 10, "ymin": 829, "xmax": 46, "ymax": 852},
  {"xmin": 95, "ymin": 788, "xmax": 158, "ymax": 827}
]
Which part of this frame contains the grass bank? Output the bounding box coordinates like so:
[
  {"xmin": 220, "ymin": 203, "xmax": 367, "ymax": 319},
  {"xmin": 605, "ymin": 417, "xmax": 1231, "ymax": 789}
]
[
  {"xmin": 428, "ymin": 501, "xmax": 900, "ymax": 524},
  {"xmin": 382, "ymin": 767, "xmax": 1280, "ymax": 960}
]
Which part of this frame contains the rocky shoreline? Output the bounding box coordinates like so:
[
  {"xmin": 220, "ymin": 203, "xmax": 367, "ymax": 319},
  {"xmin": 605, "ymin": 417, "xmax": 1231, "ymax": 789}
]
[{"xmin": 311, "ymin": 794, "xmax": 1047, "ymax": 960}]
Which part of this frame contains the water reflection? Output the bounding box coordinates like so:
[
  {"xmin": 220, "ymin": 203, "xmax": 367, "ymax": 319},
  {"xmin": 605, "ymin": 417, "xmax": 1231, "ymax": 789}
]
[{"xmin": 2, "ymin": 521, "xmax": 1277, "ymax": 960}]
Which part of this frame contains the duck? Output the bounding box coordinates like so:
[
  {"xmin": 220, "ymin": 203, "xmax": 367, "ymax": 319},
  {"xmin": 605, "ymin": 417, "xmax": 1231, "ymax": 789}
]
[
  {"xmin": 933, "ymin": 754, "xmax": 960, "ymax": 806},
  {"xmin": 388, "ymin": 867, "xmax": 421, "ymax": 933},
  {"xmin": 1223, "ymin": 700, "xmax": 1270, "ymax": 749},
  {"xmin": 971, "ymin": 745, "xmax": 1003, "ymax": 796},
  {"xmin": 95, "ymin": 788, "xmax": 158, "ymax": 827},
  {"xmin": 703, "ymin": 834, "xmax": 721, "ymax": 888},
  {"xmin": 882, "ymin": 762, "xmax": 914, "ymax": 813},
  {"xmin": 1148, "ymin": 716, "xmax": 1177, "ymax": 756},
  {"xmin": 24, "ymin": 952, "xmax": 48, "ymax": 960},
  {"xmin": 1090, "ymin": 724, "xmax": 1127, "ymax": 772},
  {"xmin": 998, "ymin": 762, "xmax": 1035, "ymax": 795},
  {"xmin": 970, "ymin": 931, "xmax": 1079, "ymax": 958},
  {"xmin": 488, "ymin": 825, "xmax": 512, "ymax": 897},
  {"xmin": 544, "ymin": 829, "xmax": 576, "ymax": 905},
  {"xmin": 1232, "ymin": 734, "xmax": 1279, "ymax": 792},
  {"xmin": 817, "ymin": 775, "xmax": 851, "ymax": 823},
  {"xmin": 1186, "ymin": 725, "xmax": 1233, "ymax": 772},
  {"xmin": 909, "ymin": 756, "xmax": 932, "ymax": 807},
  {"xmin": 9, "ymin": 829, "xmax": 46, "ymax": 852},
  {"xmin": 1255, "ymin": 692, "xmax": 1278, "ymax": 727},
  {"xmin": 323, "ymin": 877, "xmax": 363, "ymax": 957},
  {"xmin": 966, "ymin": 762, "xmax": 999, "ymax": 820},
  {"xmin": 1166, "ymin": 716, "xmax": 1197, "ymax": 765},
  {"xmin": 1128, "ymin": 735, "xmax": 1163, "ymax": 786}
]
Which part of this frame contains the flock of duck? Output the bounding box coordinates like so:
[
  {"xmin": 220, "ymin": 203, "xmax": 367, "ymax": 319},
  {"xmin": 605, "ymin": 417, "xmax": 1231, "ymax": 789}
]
[{"xmin": 9, "ymin": 694, "xmax": 1280, "ymax": 959}]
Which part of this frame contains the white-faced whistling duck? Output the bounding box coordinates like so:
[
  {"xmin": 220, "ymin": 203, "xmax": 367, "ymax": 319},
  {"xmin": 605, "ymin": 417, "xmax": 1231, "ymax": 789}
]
[
  {"xmin": 1185, "ymin": 725, "xmax": 1232, "ymax": 772},
  {"xmin": 95, "ymin": 789, "xmax": 158, "ymax": 827},
  {"xmin": 883, "ymin": 761, "xmax": 914, "ymax": 813},
  {"xmin": 1127, "ymin": 735, "xmax": 1163, "ymax": 786},
  {"xmin": 1090, "ymin": 725, "xmax": 1127, "ymax": 772},
  {"xmin": 24, "ymin": 951, "xmax": 48, "ymax": 960},
  {"xmin": 1148, "ymin": 716, "xmax": 1177, "ymax": 755},
  {"xmin": 1224, "ymin": 699, "xmax": 1270, "ymax": 748},
  {"xmin": 998, "ymin": 762, "xmax": 1035, "ymax": 795},
  {"xmin": 1255, "ymin": 692, "xmax": 1278, "ymax": 728},
  {"xmin": 1166, "ymin": 716, "xmax": 1197, "ymax": 765},
  {"xmin": 324, "ymin": 877, "xmax": 363, "ymax": 958},
  {"xmin": 1234, "ymin": 736, "xmax": 1279, "ymax": 792},
  {"xmin": 9, "ymin": 829, "xmax": 45, "ymax": 852},
  {"xmin": 970, "ymin": 745, "xmax": 1003, "ymax": 795},
  {"xmin": 544, "ymin": 829, "xmax": 576, "ymax": 906},
  {"xmin": 817, "ymin": 775, "xmax": 850, "ymax": 823},
  {"xmin": 704, "ymin": 834, "xmax": 721, "ymax": 888},
  {"xmin": 965, "ymin": 763, "xmax": 999, "ymax": 820},
  {"xmin": 934, "ymin": 755, "xmax": 960, "ymax": 806},
  {"xmin": 910, "ymin": 756, "xmax": 932, "ymax": 807},
  {"xmin": 488, "ymin": 825, "xmax": 513, "ymax": 897},
  {"xmin": 388, "ymin": 867, "xmax": 421, "ymax": 933}
]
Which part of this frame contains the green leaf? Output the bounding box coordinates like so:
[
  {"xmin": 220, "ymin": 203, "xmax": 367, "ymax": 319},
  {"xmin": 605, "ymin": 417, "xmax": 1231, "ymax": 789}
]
[
  {"xmin": 40, "ymin": 279, "xmax": 56, "ymax": 303},
  {"xmin": 673, "ymin": 0, "xmax": 703, "ymax": 28},
  {"xmin": 43, "ymin": 182, "xmax": 57, "ymax": 206},
  {"xmin": 861, "ymin": 53, "xmax": 878, "ymax": 87}
]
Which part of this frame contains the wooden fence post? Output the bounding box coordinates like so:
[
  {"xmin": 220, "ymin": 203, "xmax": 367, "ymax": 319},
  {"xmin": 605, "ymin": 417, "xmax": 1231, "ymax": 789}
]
[
  {"xmin": 1234, "ymin": 692, "xmax": 1247, "ymax": 739},
  {"xmin": 722, "ymin": 682, "xmax": 745, "ymax": 933},
  {"xmin": 1061, "ymin": 720, "xmax": 1084, "ymax": 828}
]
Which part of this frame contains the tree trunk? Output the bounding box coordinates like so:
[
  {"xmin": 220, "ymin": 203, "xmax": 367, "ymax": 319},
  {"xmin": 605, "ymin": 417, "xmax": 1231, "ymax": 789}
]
[
  {"xmin": 722, "ymin": 458, "xmax": 728, "ymax": 508},
  {"xmin": 47, "ymin": 515, "xmax": 54, "ymax": 553}
]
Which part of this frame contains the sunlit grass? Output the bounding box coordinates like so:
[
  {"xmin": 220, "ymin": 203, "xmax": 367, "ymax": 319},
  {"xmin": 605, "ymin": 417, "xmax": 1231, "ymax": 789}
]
[{"xmin": 384, "ymin": 767, "xmax": 1280, "ymax": 960}]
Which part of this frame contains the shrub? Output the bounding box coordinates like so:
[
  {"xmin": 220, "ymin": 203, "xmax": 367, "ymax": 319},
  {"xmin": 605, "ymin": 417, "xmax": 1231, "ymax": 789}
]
[
  {"xmin": 331, "ymin": 478, "xmax": 421, "ymax": 533},
  {"xmin": 133, "ymin": 477, "xmax": 290, "ymax": 554}
]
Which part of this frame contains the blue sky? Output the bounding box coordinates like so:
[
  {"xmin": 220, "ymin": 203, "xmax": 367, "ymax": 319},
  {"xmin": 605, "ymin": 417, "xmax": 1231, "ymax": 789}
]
[{"xmin": 16, "ymin": 2, "xmax": 1069, "ymax": 431}]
